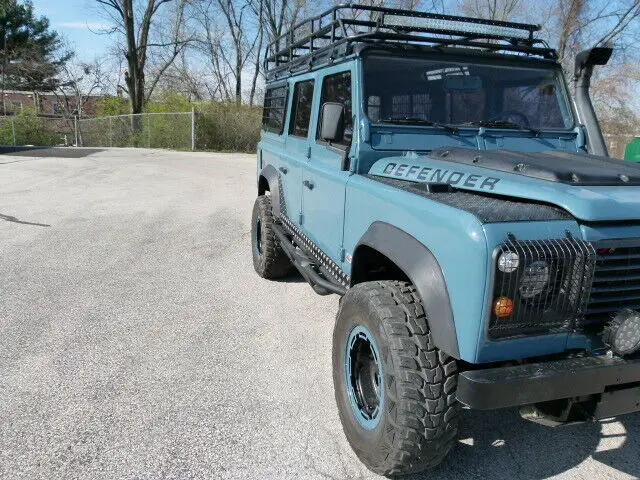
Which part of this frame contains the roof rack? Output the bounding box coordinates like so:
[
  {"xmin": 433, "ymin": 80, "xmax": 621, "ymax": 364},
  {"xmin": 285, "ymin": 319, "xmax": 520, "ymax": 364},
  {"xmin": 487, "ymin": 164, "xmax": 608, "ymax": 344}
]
[{"xmin": 265, "ymin": 3, "xmax": 556, "ymax": 80}]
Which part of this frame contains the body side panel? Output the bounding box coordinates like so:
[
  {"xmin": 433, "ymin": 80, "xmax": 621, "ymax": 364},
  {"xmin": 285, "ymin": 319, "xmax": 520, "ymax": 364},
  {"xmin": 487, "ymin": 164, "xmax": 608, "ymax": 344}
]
[{"xmin": 343, "ymin": 174, "xmax": 487, "ymax": 362}]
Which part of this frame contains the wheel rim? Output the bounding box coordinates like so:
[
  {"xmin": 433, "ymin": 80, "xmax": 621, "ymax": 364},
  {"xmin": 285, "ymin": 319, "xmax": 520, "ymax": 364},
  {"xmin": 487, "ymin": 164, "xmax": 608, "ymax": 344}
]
[
  {"xmin": 345, "ymin": 325, "xmax": 383, "ymax": 430},
  {"xmin": 255, "ymin": 217, "xmax": 263, "ymax": 256}
]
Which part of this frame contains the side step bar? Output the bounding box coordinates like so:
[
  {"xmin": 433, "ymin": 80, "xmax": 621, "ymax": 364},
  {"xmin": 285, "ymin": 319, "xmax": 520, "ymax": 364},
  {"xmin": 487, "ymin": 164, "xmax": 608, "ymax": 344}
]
[{"xmin": 272, "ymin": 223, "xmax": 347, "ymax": 296}]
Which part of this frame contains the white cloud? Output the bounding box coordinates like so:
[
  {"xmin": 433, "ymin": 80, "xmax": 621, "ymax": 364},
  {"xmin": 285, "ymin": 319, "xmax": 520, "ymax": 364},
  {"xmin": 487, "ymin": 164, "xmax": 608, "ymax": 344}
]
[{"xmin": 57, "ymin": 22, "xmax": 112, "ymax": 30}]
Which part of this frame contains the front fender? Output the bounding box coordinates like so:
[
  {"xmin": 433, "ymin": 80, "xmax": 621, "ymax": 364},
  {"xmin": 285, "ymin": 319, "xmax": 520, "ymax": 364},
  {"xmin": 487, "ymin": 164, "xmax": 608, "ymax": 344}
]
[{"xmin": 354, "ymin": 222, "xmax": 460, "ymax": 359}]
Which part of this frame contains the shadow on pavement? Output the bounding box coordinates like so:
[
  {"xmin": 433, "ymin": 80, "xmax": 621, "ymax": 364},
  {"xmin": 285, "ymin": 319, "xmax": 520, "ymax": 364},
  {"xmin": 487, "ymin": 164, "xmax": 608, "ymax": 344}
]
[
  {"xmin": 275, "ymin": 271, "xmax": 307, "ymax": 284},
  {"xmin": 409, "ymin": 409, "xmax": 640, "ymax": 480},
  {"xmin": 0, "ymin": 213, "xmax": 50, "ymax": 227},
  {"xmin": 0, "ymin": 146, "xmax": 103, "ymax": 158}
]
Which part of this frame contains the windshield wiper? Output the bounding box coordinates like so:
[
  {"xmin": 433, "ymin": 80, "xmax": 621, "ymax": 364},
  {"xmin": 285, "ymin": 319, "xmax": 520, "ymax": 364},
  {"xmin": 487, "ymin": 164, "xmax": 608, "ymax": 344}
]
[
  {"xmin": 381, "ymin": 116, "xmax": 460, "ymax": 134},
  {"xmin": 463, "ymin": 120, "xmax": 542, "ymax": 137}
]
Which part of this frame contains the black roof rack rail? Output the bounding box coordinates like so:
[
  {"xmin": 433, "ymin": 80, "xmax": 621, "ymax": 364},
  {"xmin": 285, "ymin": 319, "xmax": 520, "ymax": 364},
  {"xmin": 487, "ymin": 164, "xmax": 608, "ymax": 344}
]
[{"xmin": 265, "ymin": 3, "xmax": 557, "ymax": 80}]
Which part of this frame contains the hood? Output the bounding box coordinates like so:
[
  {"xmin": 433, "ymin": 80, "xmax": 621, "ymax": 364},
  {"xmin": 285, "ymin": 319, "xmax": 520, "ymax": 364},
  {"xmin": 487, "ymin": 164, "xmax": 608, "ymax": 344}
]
[{"xmin": 368, "ymin": 147, "xmax": 640, "ymax": 222}]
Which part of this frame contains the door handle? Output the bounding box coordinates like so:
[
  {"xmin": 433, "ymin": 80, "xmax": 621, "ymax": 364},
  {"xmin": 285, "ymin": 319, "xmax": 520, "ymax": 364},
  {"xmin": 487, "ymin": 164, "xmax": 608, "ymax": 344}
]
[
  {"xmin": 279, "ymin": 166, "xmax": 288, "ymax": 174},
  {"xmin": 303, "ymin": 180, "xmax": 314, "ymax": 190}
]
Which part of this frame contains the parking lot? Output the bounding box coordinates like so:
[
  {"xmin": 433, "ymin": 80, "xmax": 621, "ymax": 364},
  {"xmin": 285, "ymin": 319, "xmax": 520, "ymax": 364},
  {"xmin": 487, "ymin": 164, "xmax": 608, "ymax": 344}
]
[{"xmin": 1, "ymin": 147, "xmax": 639, "ymax": 479}]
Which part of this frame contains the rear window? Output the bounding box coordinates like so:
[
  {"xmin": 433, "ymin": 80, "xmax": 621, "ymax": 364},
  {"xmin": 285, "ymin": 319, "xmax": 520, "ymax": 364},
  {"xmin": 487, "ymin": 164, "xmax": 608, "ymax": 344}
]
[{"xmin": 262, "ymin": 85, "xmax": 288, "ymax": 134}]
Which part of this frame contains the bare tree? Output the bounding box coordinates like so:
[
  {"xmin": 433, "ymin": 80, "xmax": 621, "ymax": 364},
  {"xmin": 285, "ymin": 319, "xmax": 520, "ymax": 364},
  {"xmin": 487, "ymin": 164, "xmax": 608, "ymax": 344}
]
[
  {"xmin": 95, "ymin": 0, "xmax": 191, "ymax": 113},
  {"xmin": 218, "ymin": 0, "xmax": 259, "ymax": 103},
  {"xmin": 54, "ymin": 58, "xmax": 108, "ymax": 118},
  {"xmin": 193, "ymin": 0, "xmax": 259, "ymax": 103},
  {"xmin": 459, "ymin": 0, "xmax": 522, "ymax": 20},
  {"xmin": 548, "ymin": 0, "xmax": 640, "ymax": 64}
]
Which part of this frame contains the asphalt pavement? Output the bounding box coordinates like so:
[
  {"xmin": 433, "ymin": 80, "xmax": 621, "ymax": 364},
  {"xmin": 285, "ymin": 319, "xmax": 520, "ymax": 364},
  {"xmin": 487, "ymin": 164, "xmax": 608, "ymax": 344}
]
[{"xmin": 1, "ymin": 148, "xmax": 639, "ymax": 479}]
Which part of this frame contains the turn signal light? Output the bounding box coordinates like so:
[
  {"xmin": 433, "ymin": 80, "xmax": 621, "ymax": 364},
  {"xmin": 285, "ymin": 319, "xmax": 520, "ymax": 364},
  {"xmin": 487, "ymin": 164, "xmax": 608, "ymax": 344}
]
[{"xmin": 494, "ymin": 296, "xmax": 514, "ymax": 318}]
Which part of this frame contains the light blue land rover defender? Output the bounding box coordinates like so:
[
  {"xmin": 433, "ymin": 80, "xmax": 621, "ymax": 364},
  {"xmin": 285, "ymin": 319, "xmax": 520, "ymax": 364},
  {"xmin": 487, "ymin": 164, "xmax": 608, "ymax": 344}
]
[{"xmin": 251, "ymin": 4, "xmax": 640, "ymax": 476}]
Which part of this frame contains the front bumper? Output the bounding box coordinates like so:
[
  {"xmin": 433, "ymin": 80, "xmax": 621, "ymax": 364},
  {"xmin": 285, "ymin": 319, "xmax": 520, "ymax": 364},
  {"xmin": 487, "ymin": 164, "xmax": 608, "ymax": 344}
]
[{"xmin": 457, "ymin": 355, "xmax": 640, "ymax": 416}]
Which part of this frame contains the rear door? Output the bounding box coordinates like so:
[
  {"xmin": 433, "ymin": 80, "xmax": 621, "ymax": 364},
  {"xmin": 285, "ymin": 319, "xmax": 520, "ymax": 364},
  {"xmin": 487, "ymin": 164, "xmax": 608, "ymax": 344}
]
[
  {"xmin": 301, "ymin": 69, "xmax": 354, "ymax": 269},
  {"xmin": 260, "ymin": 83, "xmax": 294, "ymax": 207},
  {"xmin": 280, "ymin": 77, "xmax": 316, "ymax": 225}
]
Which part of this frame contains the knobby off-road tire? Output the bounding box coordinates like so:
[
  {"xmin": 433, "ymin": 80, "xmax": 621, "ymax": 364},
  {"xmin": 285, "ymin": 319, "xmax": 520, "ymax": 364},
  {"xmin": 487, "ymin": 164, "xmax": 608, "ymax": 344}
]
[
  {"xmin": 333, "ymin": 281, "xmax": 459, "ymax": 477},
  {"xmin": 251, "ymin": 195, "xmax": 292, "ymax": 279}
]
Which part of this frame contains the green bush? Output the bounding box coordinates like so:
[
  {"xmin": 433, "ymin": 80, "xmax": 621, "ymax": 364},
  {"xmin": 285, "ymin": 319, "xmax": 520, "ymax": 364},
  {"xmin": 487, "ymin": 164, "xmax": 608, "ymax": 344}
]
[
  {"xmin": 96, "ymin": 96, "xmax": 130, "ymax": 117},
  {"xmin": 0, "ymin": 111, "xmax": 60, "ymax": 146},
  {"xmin": 195, "ymin": 102, "xmax": 261, "ymax": 152},
  {"xmin": 82, "ymin": 93, "xmax": 264, "ymax": 152},
  {"xmin": 14, "ymin": 114, "xmax": 60, "ymax": 146}
]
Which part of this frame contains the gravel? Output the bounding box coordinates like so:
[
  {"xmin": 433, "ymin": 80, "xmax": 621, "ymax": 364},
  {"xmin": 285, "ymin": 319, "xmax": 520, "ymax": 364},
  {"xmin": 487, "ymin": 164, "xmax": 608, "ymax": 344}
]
[{"xmin": 1, "ymin": 148, "xmax": 639, "ymax": 480}]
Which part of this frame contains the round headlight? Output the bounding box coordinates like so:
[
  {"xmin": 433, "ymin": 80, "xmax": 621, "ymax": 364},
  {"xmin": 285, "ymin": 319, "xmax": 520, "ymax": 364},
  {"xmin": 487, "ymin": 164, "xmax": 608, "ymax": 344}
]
[
  {"xmin": 519, "ymin": 260, "xmax": 550, "ymax": 299},
  {"xmin": 498, "ymin": 252, "xmax": 519, "ymax": 273},
  {"xmin": 604, "ymin": 310, "xmax": 640, "ymax": 356}
]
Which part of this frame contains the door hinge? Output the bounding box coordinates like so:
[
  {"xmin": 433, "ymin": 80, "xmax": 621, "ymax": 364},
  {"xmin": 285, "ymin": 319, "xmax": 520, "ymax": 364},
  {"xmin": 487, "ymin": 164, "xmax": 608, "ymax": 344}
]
[
  {"xmin": 299, "ymin": 212, "xmax": 304, "ymax": 225},
  {"xmin": 306, "ymin": 146, "xmax": 311, "ymax": 159},
  {"xmin": 339, "ymin": 247, "xmax": 346, "ymax": 262}
]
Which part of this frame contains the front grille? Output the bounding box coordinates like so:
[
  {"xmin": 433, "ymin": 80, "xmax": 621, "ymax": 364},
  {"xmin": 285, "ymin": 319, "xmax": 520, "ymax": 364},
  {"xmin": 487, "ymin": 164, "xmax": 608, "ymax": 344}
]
[
  {"xmin": 490, "ymin": 237, "xmax": 595, "ymax": 339},
  {"xmin": 585, "ymin": 241, "xmax": 640, "ymax": 325}
]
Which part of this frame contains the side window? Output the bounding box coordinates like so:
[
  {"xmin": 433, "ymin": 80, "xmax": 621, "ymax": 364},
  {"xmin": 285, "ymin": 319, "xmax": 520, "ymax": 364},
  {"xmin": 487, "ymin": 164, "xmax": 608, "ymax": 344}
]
[
  {"xmin": 317, "ymin": 71, "xmax": 352, "ymax": 147},
  {"xmin": 262, "ymin": 85, "xmax": 288, "ymax": 134},
  {"xmin": 289, "ymin": 80, "xmax": 315, "ymax": 138}
]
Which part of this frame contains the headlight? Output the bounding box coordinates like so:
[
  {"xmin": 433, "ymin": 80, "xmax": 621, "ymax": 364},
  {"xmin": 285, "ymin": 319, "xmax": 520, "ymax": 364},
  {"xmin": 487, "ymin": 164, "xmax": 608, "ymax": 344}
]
[
  {"xmin": 519, "ymin": 260, "xmax": 550, "ymax": 299},
  {"xmin": 489, "ymin": 238, "xmax": 595, "ymax": 339},
  {"xmin": 603, "ymin": 310, "xmax": 640, "ymax": 356},
  {"xmin": 498, "ymin": 251, "xmax": 519, "ymax": 273}
]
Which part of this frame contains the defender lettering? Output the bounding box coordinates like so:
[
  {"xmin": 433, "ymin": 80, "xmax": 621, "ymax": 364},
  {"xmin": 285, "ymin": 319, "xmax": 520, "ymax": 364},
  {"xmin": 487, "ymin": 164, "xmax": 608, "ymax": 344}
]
[{"xmin": 383, "ymin": 162, "xmax": 501, "ymax": 190}]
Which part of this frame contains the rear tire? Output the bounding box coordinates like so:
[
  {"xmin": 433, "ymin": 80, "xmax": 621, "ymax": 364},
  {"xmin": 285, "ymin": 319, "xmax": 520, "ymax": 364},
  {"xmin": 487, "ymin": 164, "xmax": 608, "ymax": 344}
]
[
  {"xmin": 333, "ymin": 281, "xmax": 459, "ymax": 477},
  {"xmin": 251, "ymin": 195, "xmax": 292, "ymax": 279}
]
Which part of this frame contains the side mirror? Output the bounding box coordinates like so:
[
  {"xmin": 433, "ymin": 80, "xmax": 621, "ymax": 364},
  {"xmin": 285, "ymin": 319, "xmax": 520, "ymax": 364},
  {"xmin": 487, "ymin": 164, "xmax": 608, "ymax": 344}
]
[
  {"xmin": 574, "ymin": 47, "xmax": 613, "ymax": 79},
  {"xmin": 320, "ymin": 102, "xmax": 344, "ymax": 142}
]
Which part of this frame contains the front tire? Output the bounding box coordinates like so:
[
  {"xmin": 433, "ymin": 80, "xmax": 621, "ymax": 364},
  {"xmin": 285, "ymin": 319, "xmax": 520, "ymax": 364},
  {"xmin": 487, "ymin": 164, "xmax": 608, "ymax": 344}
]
[
  {"xmin": 251, "ymin": 195, "xmax": 292, "ymax": 279},
  {"xmin": 333, "ymin": 281, "xmax": 459, "ymax": 477}
]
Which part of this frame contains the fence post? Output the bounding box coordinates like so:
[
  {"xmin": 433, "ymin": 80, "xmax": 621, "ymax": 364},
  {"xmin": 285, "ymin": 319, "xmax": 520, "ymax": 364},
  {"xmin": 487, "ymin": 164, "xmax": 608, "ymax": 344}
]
[
  {"xmin": 11, "ymin": 118, "xmax": 16, "ymax": 145},
  {"xmin": 147, "ymin": 113, "xmax": 151, "ymax": 148},
  {"xmin": 74, "ymin": 116, "xmax": 78, "ymax": 147},
  {"xmin": 109, "ymin": 117, "xmax": 113, "ymax": 147},
  {"xmin": 191, "ymin": 107, "xmax": 196, "ymax": 151}
]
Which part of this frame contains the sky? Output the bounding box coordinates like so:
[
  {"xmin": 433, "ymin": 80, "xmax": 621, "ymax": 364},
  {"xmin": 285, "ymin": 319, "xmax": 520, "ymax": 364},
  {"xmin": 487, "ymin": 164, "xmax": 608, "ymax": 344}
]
[{"xmin": 31, "ymin": 0, "xmax": 113, "ymax": 60}]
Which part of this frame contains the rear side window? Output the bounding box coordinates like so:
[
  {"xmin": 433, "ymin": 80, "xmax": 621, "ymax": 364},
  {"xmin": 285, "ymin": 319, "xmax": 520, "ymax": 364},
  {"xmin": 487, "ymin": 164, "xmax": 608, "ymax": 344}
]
[
  {"xmin": 289, "ymin": 80, "xmax": 315, "ymax": 138},
  {"xmin": 262, "ymin": 85, "xmax": 288, "ymax": 134},
  {"xmin": 318, "ymin": 71, "xmax": 352, "ymax": 146}
]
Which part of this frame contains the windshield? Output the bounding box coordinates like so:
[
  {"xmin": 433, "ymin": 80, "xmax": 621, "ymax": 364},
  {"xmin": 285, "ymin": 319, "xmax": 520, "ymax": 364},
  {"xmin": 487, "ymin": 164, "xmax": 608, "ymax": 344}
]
[{"xmin": 364, "ymin": 56, "xmax": 573, "ymax": 130}]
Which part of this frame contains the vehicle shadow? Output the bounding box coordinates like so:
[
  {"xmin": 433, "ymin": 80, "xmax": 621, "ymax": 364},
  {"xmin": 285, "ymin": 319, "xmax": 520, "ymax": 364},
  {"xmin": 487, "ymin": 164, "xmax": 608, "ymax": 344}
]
[
  {"xmin": 0, "ymin": 213, "xmax": 50, "ymax": 227},
  {"xmin": 0, "ymin": 146, "xmax": 103, "ymax": 159},
  {"xmin": 410, "ymin": 408, "xmax": 640, "ymax": 480},
  {"xmin": 275, "ymin": 270, "xmax": 307, "ymax": 284}
]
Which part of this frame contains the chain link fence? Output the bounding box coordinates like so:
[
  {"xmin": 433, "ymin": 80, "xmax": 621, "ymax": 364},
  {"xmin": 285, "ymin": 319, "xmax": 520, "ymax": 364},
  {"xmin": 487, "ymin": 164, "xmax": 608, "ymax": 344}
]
[
  {"xmin": 0, "ymin": 115, "xmax": 75, "ymax": 146},
  {"xmin": 76, "ymin": 110, "xmax": 261, "ymax": 152},
  {"xmin": 78, "ymin": 112, "xmax": 195, "ymax": 150}
]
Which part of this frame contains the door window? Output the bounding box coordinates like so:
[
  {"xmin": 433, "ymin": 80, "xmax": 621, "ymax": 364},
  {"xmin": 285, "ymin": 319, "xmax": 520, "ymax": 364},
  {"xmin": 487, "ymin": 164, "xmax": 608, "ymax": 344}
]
[
  {"xmin": 317, "ymin": 71, "xmax": 352, "ymax": 147},
  {"xmin": 289, "ymin": 80, "xmax": 315, "ymax": 138}
]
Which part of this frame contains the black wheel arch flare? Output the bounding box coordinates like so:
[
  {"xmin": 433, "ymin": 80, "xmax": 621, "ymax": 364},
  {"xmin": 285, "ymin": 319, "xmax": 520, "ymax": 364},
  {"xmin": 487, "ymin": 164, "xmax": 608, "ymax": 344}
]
[
  {"xmin": 353, "ymin": 222, "xmax": 460, "ymax": 359},
  {"xmin": 258, "ymin": 164, "xmax": 284, "ymax": 217}
]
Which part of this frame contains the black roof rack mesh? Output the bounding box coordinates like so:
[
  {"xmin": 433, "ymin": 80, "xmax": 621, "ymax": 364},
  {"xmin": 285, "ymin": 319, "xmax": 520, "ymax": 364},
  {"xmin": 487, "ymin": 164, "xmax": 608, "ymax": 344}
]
[{"xmin": 265, "ymin": 3, "xmax": 556, "ymax": 79}]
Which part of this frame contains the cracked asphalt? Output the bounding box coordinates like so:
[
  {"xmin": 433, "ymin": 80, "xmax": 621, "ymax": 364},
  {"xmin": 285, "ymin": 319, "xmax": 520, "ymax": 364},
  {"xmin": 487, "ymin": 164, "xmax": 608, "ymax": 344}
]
[{"xmin": 1, "ymin": 148, "xmax": 639, "ymax": 480}]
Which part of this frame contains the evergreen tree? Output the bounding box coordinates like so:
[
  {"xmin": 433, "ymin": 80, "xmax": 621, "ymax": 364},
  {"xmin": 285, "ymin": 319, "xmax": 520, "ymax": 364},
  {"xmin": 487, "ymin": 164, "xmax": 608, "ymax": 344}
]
[{"xmin": 0, "ymin": 0, "xmax": 72, "ymax": 92}]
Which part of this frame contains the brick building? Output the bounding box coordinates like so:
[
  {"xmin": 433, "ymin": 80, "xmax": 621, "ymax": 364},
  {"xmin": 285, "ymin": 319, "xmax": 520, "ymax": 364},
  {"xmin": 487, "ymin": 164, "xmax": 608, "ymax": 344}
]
[{"xmin": 1, "ymin": 90, "xmax": 101, "ymax": 117}]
